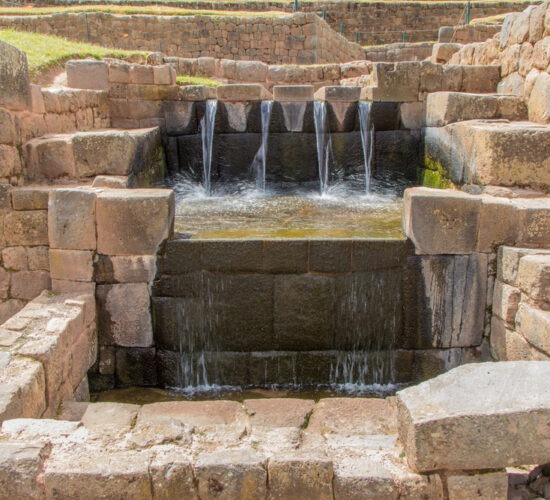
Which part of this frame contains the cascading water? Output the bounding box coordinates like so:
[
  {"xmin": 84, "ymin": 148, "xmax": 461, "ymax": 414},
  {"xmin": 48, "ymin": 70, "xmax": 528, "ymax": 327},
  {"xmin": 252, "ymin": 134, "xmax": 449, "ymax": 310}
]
[
  {"xmin": 313, "ymin": 100, "xmax": 331, "ymax": 196},
  {"xmin": 200, "ymin": 99, "xmax": 217, "ymax": 195},
  {"xmin": 358, "ymin": 101, "xmax": 374, "ymax": 194},
  {"xmin": 251, "ymin": 100, "xmax": 273, "ymax": 191}
]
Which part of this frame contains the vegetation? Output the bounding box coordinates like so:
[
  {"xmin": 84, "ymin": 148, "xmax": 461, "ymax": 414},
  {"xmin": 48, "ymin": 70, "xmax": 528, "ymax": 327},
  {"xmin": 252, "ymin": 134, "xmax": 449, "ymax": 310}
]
[
  {"xmin": 0, "ymin": 29, "xmax": 145, "ymax": 80},
  {"xmin": 176, "ymin": 75, "xmax": 222, "ymax": 87},
  {"xmin": 0, "ymin": 5, "xmax": 285, "ymax": 17}
]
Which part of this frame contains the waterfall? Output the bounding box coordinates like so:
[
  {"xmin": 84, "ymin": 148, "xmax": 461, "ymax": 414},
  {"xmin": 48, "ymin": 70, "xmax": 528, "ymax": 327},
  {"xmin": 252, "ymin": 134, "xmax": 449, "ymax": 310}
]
[
  {"xmin": 200, "ymin": 99, "xmax": 217, "ymax": 195},
  {"xmin": 251, "ymin": 100, "xmax": 273, "ymax": 192},
  {"xmin": 358, "ymin": 101, "xmax": 374, "ymax": 194},
  {"xmin": 281, "ymin": 102, "xmax": 306, "ymax": 132},
  {"xmin": 314, "ymin": 100, "xmax": 331, "ymax": 196}
]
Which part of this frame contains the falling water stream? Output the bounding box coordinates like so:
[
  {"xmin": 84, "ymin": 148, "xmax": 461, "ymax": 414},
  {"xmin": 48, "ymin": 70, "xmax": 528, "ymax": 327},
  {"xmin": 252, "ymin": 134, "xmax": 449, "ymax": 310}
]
[
  {"xmin": 251, "ymin": 100, "xmax": 273, "ymax": 191},
  {"xmin": 313, "ymin": 100, "xmax": 331, "ymax": 196},
  {"xmin": 358, "ymin": 101, "xmax": 374, "ymax": 194},
  {"xmin": 200, "ymin": 99, "xmax": 217, "ymax": 195}
]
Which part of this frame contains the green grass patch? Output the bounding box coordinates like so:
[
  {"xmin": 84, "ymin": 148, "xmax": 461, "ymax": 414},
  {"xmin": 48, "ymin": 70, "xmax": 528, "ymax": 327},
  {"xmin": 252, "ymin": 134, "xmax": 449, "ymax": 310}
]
[
  {"xmin": 176, "ymin": 75, "xmax": 222, "ymax": 87},
  {"xmin": 0, "ymin": 29, "xmax": 145, "ymax": 80},
  {"xmin": 0, "ymin": 5, "xmax": 286, "ymax": 17}
]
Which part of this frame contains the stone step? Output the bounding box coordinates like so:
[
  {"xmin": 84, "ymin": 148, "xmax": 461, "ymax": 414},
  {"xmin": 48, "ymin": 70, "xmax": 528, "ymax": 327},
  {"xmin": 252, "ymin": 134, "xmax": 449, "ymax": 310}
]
[
  {"xmin": 426, "ymin": 91, "xmax": 527, "ymax": 127},
  {"xmin": 22, "ymin": 127, "xmax": 164, "ymax": 184},
  {"xmin": 0, "ymin": 397, "xmax": 446, "ymax": 498},
  {"xmin": 423, "ymin": 119, "xmax": 550, "ymax": 189},
  {"xmin": 396, "ymin": 361, "xmax": 550, "ymax": 473}
]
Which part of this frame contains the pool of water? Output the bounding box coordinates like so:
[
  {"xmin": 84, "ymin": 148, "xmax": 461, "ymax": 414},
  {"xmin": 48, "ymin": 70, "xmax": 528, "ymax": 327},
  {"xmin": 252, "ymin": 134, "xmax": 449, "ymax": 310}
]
[
  {"xmin": 168, "ymin": 175, "xmax": 406, "ymax": 239},
  {"xmin": 92, "ymin": 383, "xmax": 406, "ymax": 405}
]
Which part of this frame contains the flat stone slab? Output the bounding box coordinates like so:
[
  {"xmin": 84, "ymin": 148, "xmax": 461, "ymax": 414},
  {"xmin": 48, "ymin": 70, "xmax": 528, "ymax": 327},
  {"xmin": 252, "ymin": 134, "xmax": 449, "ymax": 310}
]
[
  {"xmin": 396, "ymin": 361, "xmax": 550, "ymax": 472},
  {"xmin": 245, "ymin": 398, "xmax": 314, "ymax": 428},
  {"xmin": 273, "ymin": 85, "xmax": 314, "ymax": 102},
  {"xmin": 306, "ymin": 398, "xmax": 397, "ymax": 435},
  {"xmin": 314, "ymin": 86, "xmax": 361, "ymax": 102},
  {"xmin": 216, "ymin": 84, "xmax": 272, "ymax": 101}
]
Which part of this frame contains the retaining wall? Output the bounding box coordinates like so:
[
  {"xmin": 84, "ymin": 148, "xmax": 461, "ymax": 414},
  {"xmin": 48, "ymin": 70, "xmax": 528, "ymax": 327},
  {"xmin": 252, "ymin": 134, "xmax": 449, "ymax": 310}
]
[
  {"xmin": 0, "ymin": 12, "xmax": 365, "ymax": 64},
  {"xmin": 21, "ymin": 0, "xmax": 537, "ymax": 44}
]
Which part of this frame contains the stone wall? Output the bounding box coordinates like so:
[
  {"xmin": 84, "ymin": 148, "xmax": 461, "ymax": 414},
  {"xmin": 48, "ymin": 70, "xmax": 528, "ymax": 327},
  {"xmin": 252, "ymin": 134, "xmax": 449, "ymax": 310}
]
[
  {"xmin": 364, "ymin": 42, "xmax": 434, "ymax": 62},
  {"xmin": 0, "ymin": 291, "xmax": 96, "ymax": 422},
  {"xmin": 0, "ymin": 12, "xmax": 365, "ymax": 64},
  {"xmin": 21, "ymin": 0, "xmax": 537, "ymax": 44},
  {"xmin": 492, "ymin": 247, "xmax": 550, "ymax": 360},
  {"xmin": 448, "ymin": 1, "xmax": 550, "ymax": 123},
  {"xmin": 438, "ymin": 23, "xmax": 502, "ymax": 44}
]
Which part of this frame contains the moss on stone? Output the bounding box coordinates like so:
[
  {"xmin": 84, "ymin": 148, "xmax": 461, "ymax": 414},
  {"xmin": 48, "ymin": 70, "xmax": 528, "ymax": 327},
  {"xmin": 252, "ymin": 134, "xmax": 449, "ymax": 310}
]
[{"xmin": 418, "ymin": 154, "xmax": 452, "ymax": 189}]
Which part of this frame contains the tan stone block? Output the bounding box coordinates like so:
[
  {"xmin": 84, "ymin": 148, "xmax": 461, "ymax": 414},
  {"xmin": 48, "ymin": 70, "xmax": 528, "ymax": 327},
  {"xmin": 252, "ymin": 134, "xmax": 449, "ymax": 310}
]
[
  {"xmin": 51, "ymin": 280, "xmax": 95, "ymax": 295},
  {"xmin": 268, "ymin": 453, "xmax": 333, "ymax": 500},
  {"xmin": 108, "ymin": 62, "xmax": 131, "ymax": 84},
  {"xmin": 11, "ymin": 187, "xmax": 50, "ymax": 210},
  {"xmin": 447, "ymin": 471, "xmax": 508, "ymax": 500},
  {"xmin": 532, "ymin": 38, "xmax": 550, "ymax": 70},
  {"xmin": 245, "ymin": 398, "xmax": 313, "ymax": 429},
  {"xmin": 369, "ymin": 62, "xmax": 420, "ymax": 101},
  {"xmin": 0, "ymin": 442, "xmax": 48, "ymax": 498},
  {"xmin": 66, "ymin": 60, "xmax": 109, "ymax": 90},
  {"xmin": 425, "ymin": 92, "xmax": 498, "ymax": 127},
  {"xmin": 43, "ymin": 447, "xmax": 153, "ymax": 499},
  {"xmin": 27, "ymin": 246, "xmax": 49, "ymax": 271},
  {"xmin": 0, "ymin": 145, "xmax": 21, "ymax": 178},
  {"xmin": 81, "ymin": 402, "xmax": 140, "ymax": 436},
  {"xmin": 149, "ymin": 447, "xmax": 196, "ymax": 499},
  {"xmin": 23, "ymin": 135, "xmax": 75, "ymax": 180},
  {"xmin": 515, "ymin": 198, "xmax": 550, "ymax": 247},
  {"xmin": 91, "ymin": 175, "xmax": 130, "ymax": 188},
  {"xmin": 0, "ymin": 109, "xmax": 16, "ymax": 145},
  {"xmin": 516, "ymin": 304, "xmax": 550, "ymax": 355},
  {"xmin": 403, "ymin": 188, "xmax": 481, "ymax": 255},
  {"xmin": 396, "ymin": 361, "xmax": 550, "ymax": 472},
  {"xmin": 529, "ymin": 3, "xmax": 546, "ymax": 43},
  {"xmin": 48, "ymin": 189, "xmax": 96, "ymax": 250},
  {"xmin": 0, "ymin": 269, "xmax": 8, "ymax": 300},
  {"xmin": 69, "ymin": 324, "xmax": 96, "ymax": 388},
  {"xmin": 217, "ymin": 84, "xmax": 272, "ymax": 102},
  {"xmin": 492, "ymin": 281, "xmax": 521, "ymax": 327},
  {"xmin": 95, "ymin": 254, "xmax": 157, "ymax": 284},
  {"xmin": 2, "ymin": 246, "xmax": 27, "ymax": 271},
  {"xmin": 307, "ymin": 398, "xmax": 397, "ymax": 435},
  {"xmin": 461, "ymin": 65, "xmax": 500, "ymax": 93},
  {"xmin": 97, "ymin": 283, "xmax": 152, "ymax": 347},
  {"xmin": 528, "ymin": 71, "xmax": 550, "ymax": 123},
  {"xmin": 517, "ymin": 254, "xmax": 550, "ymax": 302},
  {"xmin": 49, "ymin": 249, "xmax": 94, "ymax": 282},
  {"xmin": 129, "ymin": 64, "xmax": 154, "ymax": 85},
  {"xmin": 10, "ymin": 270, "xmax": 50, "ymax": 301},
  {"xmin": 96, "ymin": 189, "xmax": 174, "ymax": 255},
  {"xmin": 477, "ymin": 195, "xmax": 519, "ymax": 252},
  {"xmin": 4, "ymin": 210, "xmax": 48, "ymax": 247},
  {"xmin": 195, "ymin": 449, "xmax": 267, "ymax": 500},
  {"xmin": 400, "ymin": 101, "xmax": 425, "ymax": 129},
  {"xmin": 0, "ymin": 299, "xmax": 25, "ymax": 324},
  {"xmin": 0, "ymin": 354, "xmax": 46, "ymax": 422}
]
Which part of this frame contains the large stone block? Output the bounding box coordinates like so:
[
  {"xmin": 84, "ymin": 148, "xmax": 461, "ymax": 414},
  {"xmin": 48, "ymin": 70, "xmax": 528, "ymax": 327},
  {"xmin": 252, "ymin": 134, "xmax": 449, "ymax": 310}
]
[
  {"xmin": 66, "ymin": 59, "xmax": 109, "ymax": 90},
  {"xmin": 515, "ymin": 198, "xmax": 550, "ymax": 247},
  {"xmin": 49, "ymin": 249, "xmax": 94, "ymax": 282},
  {"xmin": 492, "ymin": 281, "xmax": 521, "ymax": 326},
  {"xmin": 528, "ymin": 71, "xmax": 550, "ymax": 123},
  {"xmin": 273, "ymin": 85, "xmax": 314, "ymax": 102},
  {"xmin": 4, "ymin": 210, "xmax": 48, "ymax": 247},
  {"xmin": 0, "ymin": 40, "xmax": 30, "ymax": 111},
  {"xmin": 195, "ymin": 450, "xmax": 267, "ymax": 500},
  {"xmin": 97, "ymin": 283, "xmax": 152, "ymax": 347},
  {"xmin": 403, "ymin": 187, "xmax": 481, "ymax": 254},
  {"xmin": 245, "ymin": 398, "xmax": 314, "ymax": 429},
  {"xmin": 149, "ymin": 446, "xmax": 197, "ymax": 500},
  {"xmin": 397, "ymin": 361, "xmax": 550, "ymax": 472},
  {"xmin": 10, "ymin": 271, "xmax": 51, "ymax": 300},
  {"xmin": 367, "ymin": 62, "xmax": 420, "ymax": 101},
  {"xmin": 491, "ymin": 315, "xmax": 549, "ymax": 361},
  {"xmin": 461, "ymin": 65, "xmax": 500, "ymax": 93},
  {"xmin": 517, "ymin": 254, "xmax": 550, "ymax": 302},
  {"xmin": 96, "ymin": 189, "xmax": 174, "ymax": 255},
  {"xmin": 217, "ymin": 84, "xmax": 272, "ymax": 101},
  {"xmin": 0, "ymin": 442, "xmax": 47, "ymax": 499},
  {"xmin": 0, "ymin": 145, "xmax": 21, "ymax": 178},
  {"xmin": 447, "ymin": 471, "xmax": 508, "ymax": 500},
  {"xmin": 268, "ymin": 453, "xmax": 333, "ymax": 500},
  {"xmin": 48, "ymin": 189, "xmax": 96, "ymax": 250},
  {"xmin": 95, "ymin": 255, "xmax": 157, "ymax": 284},
  {"xmin": 516, "ymin": 304, "xmax": 550, "ymax": 355},
  {"xmin": 425, "ymin": 92, "xmax": 501, "ymax": 127},
  {"xmin": 23, "ymin": 135, "xmax": 75, "ymax": 180}
]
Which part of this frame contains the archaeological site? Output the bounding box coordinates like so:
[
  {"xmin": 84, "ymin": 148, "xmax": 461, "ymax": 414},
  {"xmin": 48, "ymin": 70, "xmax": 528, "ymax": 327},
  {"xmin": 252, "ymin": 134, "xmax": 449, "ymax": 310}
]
[{"xmin": 0, "ymin": 0, "xmax": 549, "ymax": 497}]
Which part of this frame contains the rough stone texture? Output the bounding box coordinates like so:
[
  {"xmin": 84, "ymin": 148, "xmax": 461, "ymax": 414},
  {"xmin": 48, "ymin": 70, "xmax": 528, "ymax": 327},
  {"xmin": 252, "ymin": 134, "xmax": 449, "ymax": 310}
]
[
  {"xmin": 0, "ymin": 40, "xmax": 30, "ymax": 111},
  {"xmin": 447, "ymin": 471, "xmax": 509, "ymax": 500},
  {"xmin": 195, "ymin": 450, "xmax": 267, "ymax": 500},
  {"xmin": 4, "ymin": 211, "xmax": 48, "ymax": 247},
  {"xmin": 245, "ymin": 398, "xmax": 314, "ymax": 428},
  {"xmin": 23, "ymin": 135, "xmax": 75, "ymax": 180},
  {"xmin": 273, "ymin": 85, "xmax": 314, "ymax": 101},
  {"xmin": 403, "ymin": 188, "xmax": 481, "ymax": 254},
  {"xmin": 517, "ymin": 254, "xmax": 550, "ymax": 302},
  {"xmin": 397, "ymin": 361, "xmax": 550, "ymax": 472},
  {"xmin": 95, "ymin": 255, "xmax": 157, "ymax": 284},
  {"xmin": 48, "ymin": 189, "xmax": 96, "ymax": 251},
  {"xmin": 528, "ymin": 71, "xmax": 550, "ymax": 123},
  {"xmin": 97, "ymin": 283, "xmax": 153, "ymax": 347},
  {"xmin": 516, "ymin": 304, "xmax": 550, "ymax": 355},
  {"xmin": 49, "ymin": 249, "xmax": 94, "ymax": 282},
  {"xmin": 66, "ymin": 59, "xmax": 109, "ymax": 90},
  {"xmin": 81, "ymin": 402, "xmax": 140, "ymax": 436},
  {"xmin": 96, "ymin": 189, "xmax": 174, "ymax": 255},
  {"xmin": 0, "ymin": 442, "xmax": 47, "ymax": 499}
]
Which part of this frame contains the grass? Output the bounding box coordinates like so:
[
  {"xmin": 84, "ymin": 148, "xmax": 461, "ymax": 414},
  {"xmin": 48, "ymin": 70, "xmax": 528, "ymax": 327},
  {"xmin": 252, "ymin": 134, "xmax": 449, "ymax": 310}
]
[
  {"xmin": 176, "ymin": 75, "xmax": 222, "ymax": 87},
  {"xmin": 0, "ymin": 5, "xmax": 287, "ymax": 17},
  {"xmin": 0, "ymin": 29, "xmax": 145, "ymax": 80}
]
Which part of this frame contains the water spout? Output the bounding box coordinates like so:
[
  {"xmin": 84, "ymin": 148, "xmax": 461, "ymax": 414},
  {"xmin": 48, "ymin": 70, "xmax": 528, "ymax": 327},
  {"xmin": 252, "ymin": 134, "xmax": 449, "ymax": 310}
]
[
  {"xmin": 251, "ymin": 100, "xmax": 273, "ymax": 192},
  {"xmin": 358, "ymin": 101, "xmax": 374, "ymax": 194},
  {"xmin": 201, "ymin": 99, "xmax": 218, "ymax": 195},
  {"xmin": 314, "ymin": 101, "xmax": 331, "ymax": 195}
]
